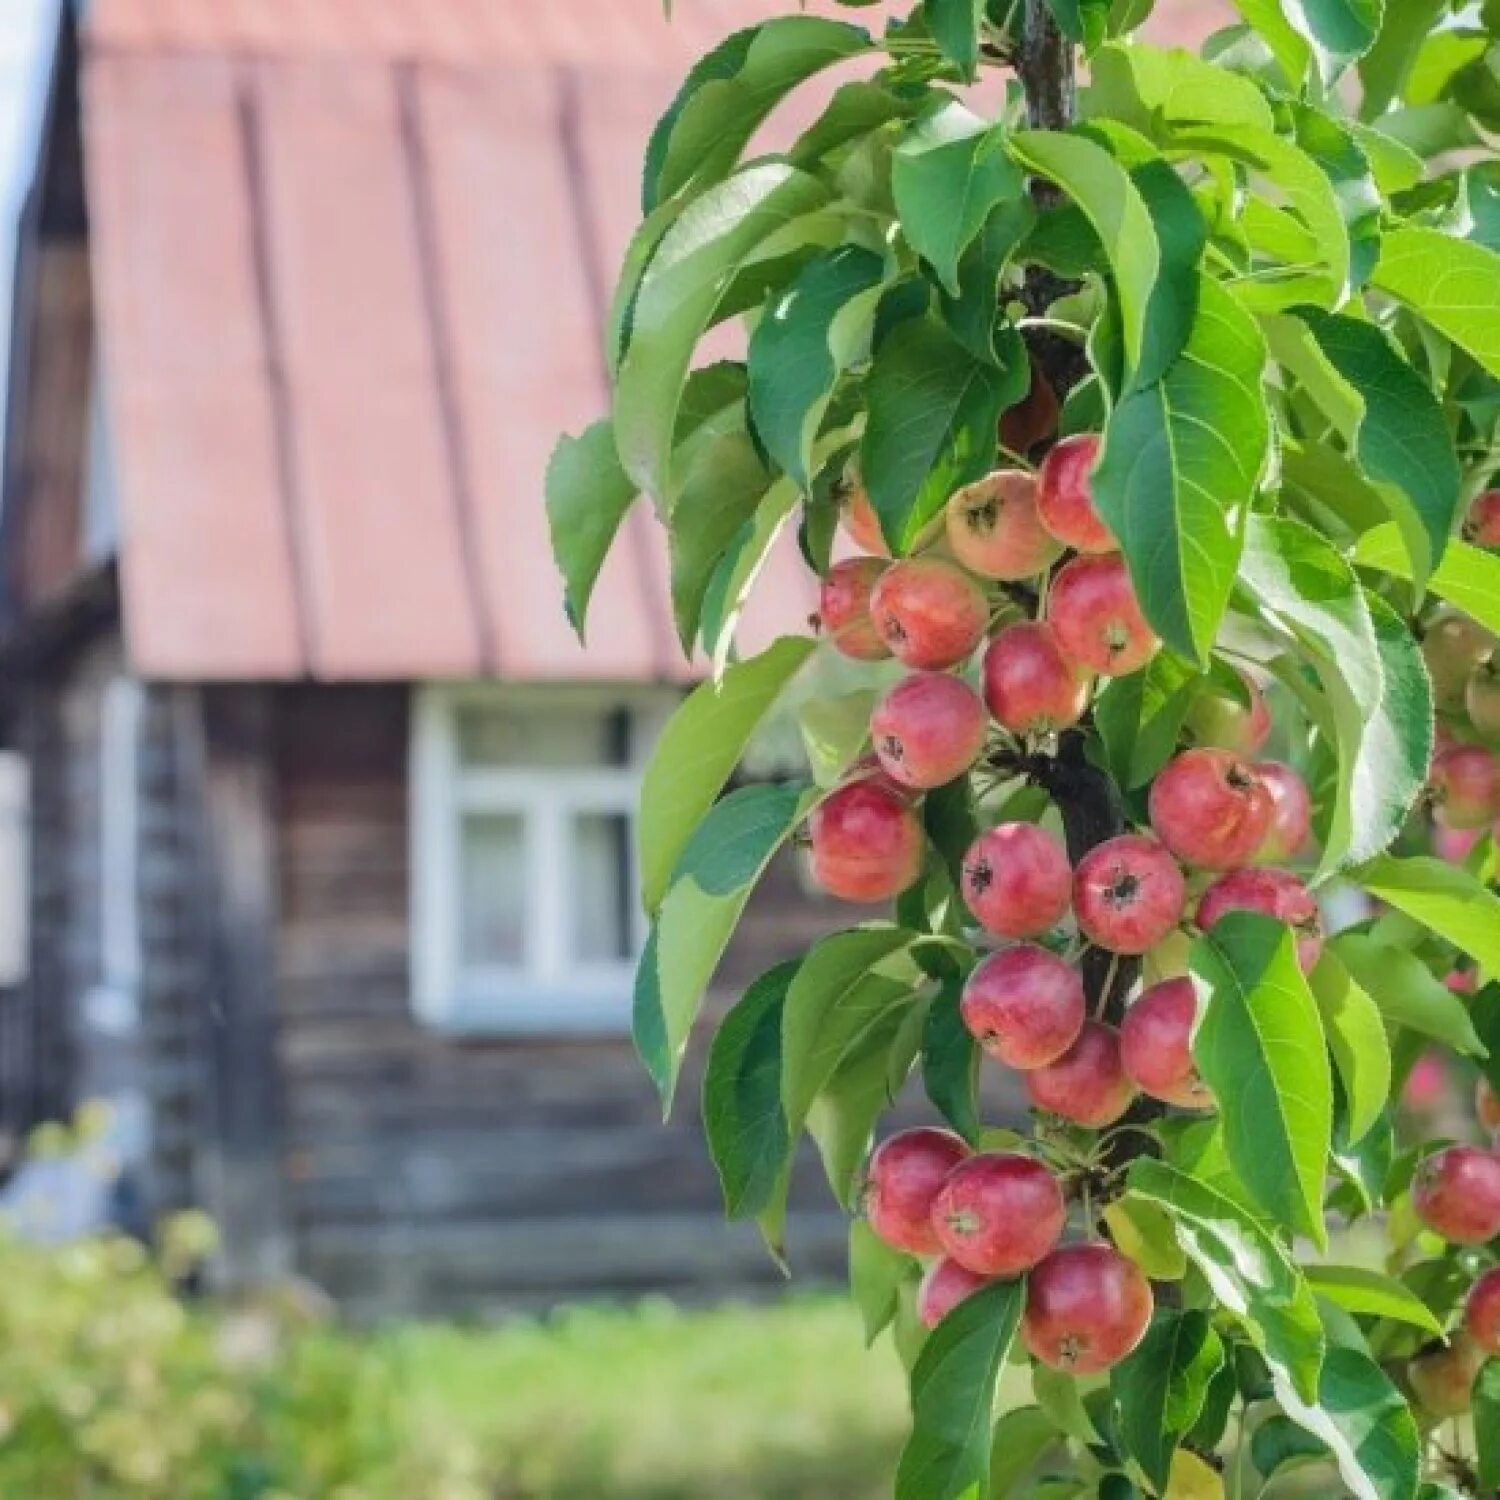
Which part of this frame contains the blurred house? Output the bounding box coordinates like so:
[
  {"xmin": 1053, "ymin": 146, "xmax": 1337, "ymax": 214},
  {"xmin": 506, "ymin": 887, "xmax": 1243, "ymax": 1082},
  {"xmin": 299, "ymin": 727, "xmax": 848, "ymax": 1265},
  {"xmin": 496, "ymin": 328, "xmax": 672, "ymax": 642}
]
[{"xmin": 0, "ymin": 0, "xmax": 1217, "ymax": 1315}]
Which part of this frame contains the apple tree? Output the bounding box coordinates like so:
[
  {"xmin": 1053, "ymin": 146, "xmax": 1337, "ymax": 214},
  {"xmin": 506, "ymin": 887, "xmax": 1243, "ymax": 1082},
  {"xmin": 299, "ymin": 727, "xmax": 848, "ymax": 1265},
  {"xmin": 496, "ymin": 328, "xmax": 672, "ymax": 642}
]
[{"xmin": 546, "ymin": 0, "xmax": 1500, "ymax": 1494}]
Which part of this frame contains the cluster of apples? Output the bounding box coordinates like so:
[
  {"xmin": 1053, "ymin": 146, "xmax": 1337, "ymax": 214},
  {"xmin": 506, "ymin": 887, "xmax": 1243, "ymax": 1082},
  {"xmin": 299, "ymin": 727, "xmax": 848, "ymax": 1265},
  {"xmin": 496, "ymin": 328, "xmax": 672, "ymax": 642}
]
[
  {"xmin": 807, "ymin": 436, "xmax": 1324, "ymax": 1127},
  {"xmin": 864, "ymin": 1124, "xmax": 1154, "ymax": 1373}
]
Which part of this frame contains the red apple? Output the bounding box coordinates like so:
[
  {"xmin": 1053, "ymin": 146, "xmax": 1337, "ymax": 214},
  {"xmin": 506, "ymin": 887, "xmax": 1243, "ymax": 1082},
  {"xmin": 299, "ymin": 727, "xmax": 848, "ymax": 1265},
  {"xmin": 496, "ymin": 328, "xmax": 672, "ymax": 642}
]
[
  {"xmin": 960, "ymin": 944, "xmax": 1086, "ymax": 1070},
  {"xmin": 1478, "ymin": 1075, "xmax": 1500, "ymax": 1135},
  {"xmin": 1149, "ymin": 748, "xmax": 1274, "ymax": 872},
  {"xmin": 863, "ymin": 1127, "xmax": 969, "ymax": 1256},
  {"xmin": 1465, "ymin": 488, "xmax": 1500, "ymax": 548},
  {"xmin": 871, "ymin": 672, "xmax": 987, "ymax": 790},
  {"xmin": 870, "ymin": 558, "xmax": 989, "ymax": 671},
  {"xmin": 842, "ymin": 481, "xmax": 889, "ymax": 557},
  {"xmin": 918, "ymin": 1257, "xmax": 995, "ymax": 1329},
  {"xmin": 1196, "ymin": 867, "xmax": 1324, "ymax": 973},
  {"xmin": 1022, "ymin": 1243, "xmax": 1154, "ymax": 1375},
  {"xmin": 1035, "ymin": 434, "xmax": 1116, "ymax": 554},
  {"xmin": 961, "ymin": 823, "xmax": 1073, "ymax": 939},
  {"xmin": 931, "ymin": 1152, "xmax": 1066, "ymax": 1276},
  {"xmin": 1255, "ymin": 761, "xmax": 1313, "ymax": 864},
  {"xmin": 1120, "ymin": 978, "xmax": 1213, "ymax": 1110},
  {"xmin": 999, "ymin": 356, "xmax": 1060, "ymax": 456},
  {"xmin": 1466, "ymin": 1266, "xmax": 1500, "ymax": 1356},
  {"xmin": 1413, "ymin": 1145, "xmax": 1500, "ymax": 1245},
  {"xmin": 983, "ymin": 621, "xmax": 1090, "ymax": 735},
  {"xmin": 1430, "ymin": 743, "xmax": 1500, "ymax": 830},
  {"xmin": 946, "ymin": 470, "xmax": 1062, "ymax": 581},
  {"xmin": 1073, "ymin": 835, "xmax": 1186, "ymax": 955},
  {"xmin": 1047, "ymin": 554, "xmax": 1159, "ymax": 677},
  {"xmin": 818, "ymin": 557, "xmax": 890, "ymax": 661},
  {"xmin": 808, "ymin": 782, "xmax": 925, "ymax": 903},
  {"xmin": 1026, "ymin": 1021, "xmax": 1137, "ymax": 1127}
]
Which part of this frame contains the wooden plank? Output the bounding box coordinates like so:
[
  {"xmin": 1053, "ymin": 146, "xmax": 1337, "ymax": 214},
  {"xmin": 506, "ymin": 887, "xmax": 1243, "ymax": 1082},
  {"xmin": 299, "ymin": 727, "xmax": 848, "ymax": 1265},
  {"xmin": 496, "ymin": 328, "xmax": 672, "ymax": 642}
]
[{"xmin": 186, "ymin": 684, "xmax": 294, "ymax": 1282}]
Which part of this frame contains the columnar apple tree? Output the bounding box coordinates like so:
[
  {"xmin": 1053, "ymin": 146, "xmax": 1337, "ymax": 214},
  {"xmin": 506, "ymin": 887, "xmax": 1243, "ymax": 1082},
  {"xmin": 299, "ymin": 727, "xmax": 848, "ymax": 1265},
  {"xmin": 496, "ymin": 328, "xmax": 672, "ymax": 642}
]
[{"xmin": 546, "ymin": 1, "xmax": 1500, "ymax": 1494}]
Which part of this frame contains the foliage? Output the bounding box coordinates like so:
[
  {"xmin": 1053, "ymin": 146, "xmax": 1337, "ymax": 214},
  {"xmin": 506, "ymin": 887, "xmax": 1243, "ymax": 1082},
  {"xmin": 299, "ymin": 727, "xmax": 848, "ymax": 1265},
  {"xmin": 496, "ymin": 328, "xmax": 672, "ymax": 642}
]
[{"xmin": 549, "ymin": 1, "xmax": 1500, "ymax": 1495}]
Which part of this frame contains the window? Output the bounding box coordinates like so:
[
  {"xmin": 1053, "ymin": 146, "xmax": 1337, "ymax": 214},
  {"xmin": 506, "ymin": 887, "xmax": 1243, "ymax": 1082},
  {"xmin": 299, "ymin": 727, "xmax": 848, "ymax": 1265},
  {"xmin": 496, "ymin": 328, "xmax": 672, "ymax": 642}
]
[{"xmin": 410, "ymin": 686, "xmax": 671, "ymax": 1032}]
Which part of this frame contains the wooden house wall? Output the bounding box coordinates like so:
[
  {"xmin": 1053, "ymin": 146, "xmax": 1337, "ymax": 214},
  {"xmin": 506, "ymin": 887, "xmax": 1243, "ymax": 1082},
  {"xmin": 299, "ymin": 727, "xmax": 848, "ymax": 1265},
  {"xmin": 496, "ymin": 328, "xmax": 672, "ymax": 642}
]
[{"xmin": 270, "ymin": 684, "xmax": 855, "ymax": 1319}]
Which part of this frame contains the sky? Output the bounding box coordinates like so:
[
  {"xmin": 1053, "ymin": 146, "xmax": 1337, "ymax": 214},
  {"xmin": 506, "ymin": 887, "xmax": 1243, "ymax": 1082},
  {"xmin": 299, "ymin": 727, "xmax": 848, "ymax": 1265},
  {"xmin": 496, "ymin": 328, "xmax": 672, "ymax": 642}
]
[{"xmin": 0, "ymin": 0, "xmax": 56, "ymax": 456}]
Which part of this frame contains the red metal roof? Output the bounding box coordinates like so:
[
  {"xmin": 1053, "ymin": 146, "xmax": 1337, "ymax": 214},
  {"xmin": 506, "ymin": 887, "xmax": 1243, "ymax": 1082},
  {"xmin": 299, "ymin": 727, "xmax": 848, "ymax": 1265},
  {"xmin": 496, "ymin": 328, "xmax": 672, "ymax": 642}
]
[{"xmin": 82, "ymin": 0, "xmax": 1223, "ymax": 682}]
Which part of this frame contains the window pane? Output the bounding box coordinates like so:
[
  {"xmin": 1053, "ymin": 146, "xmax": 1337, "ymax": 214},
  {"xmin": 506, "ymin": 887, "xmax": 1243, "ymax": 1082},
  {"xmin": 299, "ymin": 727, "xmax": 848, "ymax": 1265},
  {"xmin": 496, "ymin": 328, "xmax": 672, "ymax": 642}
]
[
  {"xmin": 456, "ymin": 703, "xmax": 628, "ymax": 770},
  {"xmin": 459, "ymin": 814, "xmax": 527, "ymax": 967},
  {"xmin": 572, "ymin": 812, "xmax": 632, "ymax": 965}
]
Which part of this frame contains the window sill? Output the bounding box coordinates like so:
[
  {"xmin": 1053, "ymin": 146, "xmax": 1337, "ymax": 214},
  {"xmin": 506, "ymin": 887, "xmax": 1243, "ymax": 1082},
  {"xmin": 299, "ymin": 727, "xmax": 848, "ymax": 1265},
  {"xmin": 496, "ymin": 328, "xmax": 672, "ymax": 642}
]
[{"xmin": 412, "ymin": 996, "xmax": 634, "ymax": 1040}]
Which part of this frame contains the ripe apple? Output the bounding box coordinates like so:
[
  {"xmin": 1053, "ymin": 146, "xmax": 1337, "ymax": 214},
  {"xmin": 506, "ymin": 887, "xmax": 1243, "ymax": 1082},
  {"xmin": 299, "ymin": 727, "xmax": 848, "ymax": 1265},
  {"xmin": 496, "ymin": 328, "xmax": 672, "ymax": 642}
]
[
  {"xmin": 931, "ymin": 1152, "xmax": 1066, "ymax": 1276},
  {"xmin": 946, "ymin": 470, "xmax": 1062, "ymax": 581},
  {"xmin": 870, "ymin": 558, "xmax": 989, "ymax": 670},
  {"xmin": 871, "ymin": 673, "xmax": 987, "ymax": 790},
  {"xmin": 1047, "ymin": 554, "xmax": 1159, "ymax": 677},
  {"xmin": 1412, "ymin": 1144, "xmax": 1500, "ymax": 1245},
  {"xmin": 842, "ymin": 481, "xmax": 890, "ymax": 557},
  {"xmin": 1196, "ymin": 867, "xmax": 1324, "ymax": 973},
  {"xmin": 1026, "ymin": 1020, "xmax": 1137, "ymax": 1127},
  {"xmin": 818, "ymin": 557, "xmax": 890, "ymax": 661},
  {"xmin": 960, "ymin": 944, "xmax": 1086, "ymax": 1070},
  {"xmin": 1149, "ymin": 748, "xmax": 1274, "ymax": 872},
  {"xmin": 1478, "ymin": 1075, "xmax": 1500, "ymax": 1135},
  {"xmin": 863, "ymin": 1127, "xmax": 969, "ymax": 1256},
  {"xmin": 1035, "ymin": 434, "xmax": 1117, "ymax": 553},
  {"xmin": 983, "ymin": 621, "xmax": 1090, "ymax": 735},
  {"xmin": 1185, "ymin": 670, "xmax": 1271, "ymax": 756},
  {"xmin": 1466, "ymin": 1266, "xmax": 1500, "ymax": 1356},
  {"xmin": 999, "ymin": 356, "xmax": 1060, "ymax": 455},
  {"xmin": 1465, "ymin": 488, "xmax": 1500, "ymax": 548},
  {"xmin": 1120, "ymin": 978, "xmax": 1212, "ymax": 1110},
  {"xmin": 918, "ymin": 1256, "xmax": 994, "ymax": 1329},
  {"xmin": 1022, "ymin": 1243, "xmax": 1154, "ymax": 1375},
  {"xmin": 808, "ymin": 782, "xmax": 925, "ymax": 903},
  {"xmin": 1073, "ymin": 835, "xmax": 1187, "ymax": 955},
  {"xmin": 1429, "ymin": 743, "xmax": 1500, "ymax": 830},
  {"xmin": 1254, "ymin": 761, "xmax": 1313, "ymax": 864},
  {"xmin": 961, "ymin": 823, "xmax": 1073, "ymax": 939}
]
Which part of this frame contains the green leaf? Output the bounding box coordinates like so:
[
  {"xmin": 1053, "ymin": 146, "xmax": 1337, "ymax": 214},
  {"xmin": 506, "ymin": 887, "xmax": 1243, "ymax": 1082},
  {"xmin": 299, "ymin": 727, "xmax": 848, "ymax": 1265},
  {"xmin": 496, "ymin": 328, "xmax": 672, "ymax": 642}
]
[
  {"xmin": 1270, "ymin": 1346, "xmax": 1419, "ymax": 1500},
  {"xmin": 1084, "ymin": 42, "xmax": 1277, "ymax": 136},
  {"xmin": 922, "ymin": 971, "xmax": 981, "ymax": 1144},
  {"xmin": 1307, "ymin": 949, "xmax": 1392, "ymax": 1146},
  {"xmin": 1371, "ymin": 228, "xmax": 1500, "ymax": 381},
  {"xmin": 639, "ymin": 636, "xmax": 814, "ymax": 912},
  {"xmin": 926, "ymin": 0, "xmax": 984, "ymax": 76},
  {"xmin": 798, "ymin": 689, "xmax": 877, "ymax": 788},
  {"xmin": 1111, "ymin": 1309, "xmax": 1226, "ymax": 1492},
  {"xmin": 1272, "ymin": 311, "xmax": 1460, "ymax": 586},
  {"xmin": 1227, "ymin": 0, "xmax": 1314, "ymax": 87},
  {"xmin": 895, "ymin": 1281, "xmax": 1026, "ymax": 1500},
  {"xmin": 1353, "ymin": 524, "xmax": 1500, "ymax": 638},
  {"xmin": 1352, "ymin": 854, "xmax": 1500, "ymax": 974},
  {"xmin": 1232, "ymin": 0, "xmax": 1382, "ymax": 85},
  {"xmin": 987, "ymin": 1407, "xmax": 1058, "ymax": 1498},
  {"xmin": 1477, "ymin": 1360, "xmax": 1500, "ymax": 1491},
  {"xmin": 642, "ymin": 17, "xmax": 872, "ymax": 210},
  {"xmin": 1303, "ymin": 1265, "xmax": 1444, "ymax": 1336},
  {"xmin": 1359, "ymin": 0, "xmax": 1447, "ymax": 116},
  {"xmin": 615, "ymin": 162, "xmax": 837, "ymax": 501},
  {"xmin": 850, "ymin": 1219, "xmax": 910, "ymax": 1346},
  {"xmin": 893, "ymin": 104, "xmax": 1027, "ymax": 297},
  {"xmin": 1331, "ymin": 933, "xmax": 1487, "ymax": 1056},
  {"xmin": 544, "ymin": 421, "xmax": 640, "ymax": 639},
  {"xmin": 748, "ymin": 245, "xmax": 886, "ymax": 489},
  {"xmin": 703, "ymin": 961, "xmax": 798, "ymax": 1219},
  {"xmin": 781, "ymin": 927, "xmax": 921, "ymax": 1137},
  {"xmin": 639, "ymin": 783, "xmax": 815, "ymax": 1107},
  {"xmin": 1190, "ymin": 913, "xmax": 1334, "ymax": 1247},
  {"xmin": 1239, "ymin": 516, "xmax": 1419, "ymax": 877},
  {"xmin": 1102, "ymin": 1196, "xmax": 1188, "ymax": 1281},
  {"xmin": 1093, "ymin": 277, "xmax": 1268, "ymax": 664},
  {"xmin": 1010, "ymin": 129, "xmax": 1161, "ymax": 380},
  {"xmin": 860, "ymin": 316, "xmax": 1028, "ymax": 552},
  {"xmin": 942, "ymin": 197, "xmax": 1038, "ymax": 363},
  {"xmin": 1127, "ymin": 1161, "xmax": 1325, "ymax": 1404},
  {"xmin": 1045, "ymin": 0, "xmax": 1110, "ymax": 49},
  {"xmin": 1251, "ymin": 1414, "xmax": 1329, "ymax": 1479},
  {"xmin": 1094, "ymin": 653, "xmax": 1201, "ymax": 790}
]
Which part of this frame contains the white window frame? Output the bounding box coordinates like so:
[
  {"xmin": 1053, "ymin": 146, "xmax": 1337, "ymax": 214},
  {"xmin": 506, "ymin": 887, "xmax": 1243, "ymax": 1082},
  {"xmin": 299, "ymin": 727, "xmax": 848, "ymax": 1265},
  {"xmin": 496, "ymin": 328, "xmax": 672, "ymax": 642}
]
[{"xmin": 410, "ymin": 684, "xmax": 673, "ymax": 1034}]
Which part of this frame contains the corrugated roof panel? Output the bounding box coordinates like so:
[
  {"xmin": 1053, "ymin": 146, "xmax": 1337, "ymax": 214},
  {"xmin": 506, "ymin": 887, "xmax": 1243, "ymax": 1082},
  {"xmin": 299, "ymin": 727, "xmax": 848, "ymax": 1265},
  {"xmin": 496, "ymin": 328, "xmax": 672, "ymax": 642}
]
[
  {"xmin": 250, "ymin": 57, "xmax": 484, "ymax": 678},
  {"xmin": 83, "ymin": 53, "xmax": 304, "ymax": 677}
]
